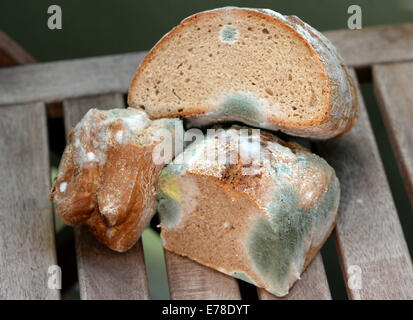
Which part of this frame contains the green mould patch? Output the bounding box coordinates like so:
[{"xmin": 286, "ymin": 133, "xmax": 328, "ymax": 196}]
[
  {"xmin": 218, "ymin": 92, "xmax": 263, "ymax": 125},
  {"xmin": 220, "ymin": 26, "xmax": 238, "ymax": 43},
  {"xmin": 246, "ymin": 187, "xmax": 304, "ymax": 289},
  {"xmin": 306, "ymin": 174, "xmax": 340, "ymax": 224},
  {"xmin": 273, "ymin": 163, "xmax": 292, "ymax": 177},
  {"xmin": 246, "ymin": 174, "xmax": 340, "ymax": 292},
  {"xmin": 157, "ymin": 163, "xmax": 187, "ymax": 228},
  {"xmin": 157, "ymin": 193, "xmax": 182, "ymax": 228},
  {"xmin": 296, "ymin": 152, "xmax": 331, "ymax": 174},
  {"xmin": 161, "ymin": 162, "xmax": 187, "ymax": 177},
  {"xmin": 230, "ymin": 271, "xmax": 256, "ymax": 286}
]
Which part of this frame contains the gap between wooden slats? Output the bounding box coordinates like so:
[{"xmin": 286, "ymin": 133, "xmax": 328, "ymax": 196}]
[
  {"xmin": 314, "ymin": 69, "xmax": 413, "ymax": 299},
  {"xmin": 372, "ymin": 62, "xmax": 413, "ymax": 209},
  {"xmin": 258, "ymin": 254, "xmax": 332, "ymax": 300},
  {"xmin": 62, "ymin": 93, "xmax": 149, "ymax": 299},
  {"xmin": 165, "ymin": 251, "xmax": 241, "ymax": 300},
  {"xmin": 0, "ymin": 102, "xmax": 59, "ymax": 299}
]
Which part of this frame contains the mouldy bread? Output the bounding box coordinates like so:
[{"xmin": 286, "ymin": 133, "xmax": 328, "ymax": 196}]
[
  {"xmin": 50, "ymin": 108, "xmax": 183, "ymax": 252},
  {"xmin": 128, "ymin": 7, "xmax": 358, "ymax": 139},
  {"xmin": 158, "ymin": 127, "xmax": 340, "ymax": 296}
]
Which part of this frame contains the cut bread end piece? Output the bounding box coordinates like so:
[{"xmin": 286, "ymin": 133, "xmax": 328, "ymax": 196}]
[
  {"xmin": 128, "ymin": 7, "xmax": 358, "ymax": 139},
  {"xmin": 50, "ymin": 108, "xmax": 183, "ymax": 252},
  {"xmin": 158, "ymin": 126, "xmax": 340, "ymax": 296}
]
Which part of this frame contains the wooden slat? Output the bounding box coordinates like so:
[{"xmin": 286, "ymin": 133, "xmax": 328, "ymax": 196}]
[
  {"xmin": 1, "ymin": 23, "xmax": 413, "ymax": 107},
  {"xmin": 0, "ymin": 29, "xmax": 36, "ymax": 67},
  {"xmin": 325, "ymin": 23, "xmax": 413, "ymax": 68},
  {"xmin": 165, "ymin": 251, "xmax": 241, "ymax": 300},
  {"xmin": 258, "ymin": 253, "xmax": 332, "ymax": 300},
  {"xmin": 315, "ymin": 69, "xmax": 413, "ymax": 299},
  {"xmin": 63, "ymin": 93, "xmax": 125, "ymax": 131},
  {"xmin": 74, "ymin": 226, "xmax": 149, "ymax": 300},
  {"xmin": 372, "ymin": 62, "xmax": 413, "ymax": 208},
  {"xmin": 0, "ymin": 52, "xmax": 145, "ymax": 107},
  {"xmin": 0, "ymin": 103, "xmax": 59, "ymax": 299},
  {"xmin": 62, "ymin": 93, "xmax": 149, "ymax": 299}
]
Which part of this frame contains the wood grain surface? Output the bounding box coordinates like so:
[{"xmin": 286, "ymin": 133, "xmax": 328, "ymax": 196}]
[
  {"xmin": 325, "ymin": 23, "xmax": 413, "ymax": 68},
  {"xmin": 0, "ymin": 29, "xmax": 36, "ymax": 67},
  {"xmin": 62, "ymin": 93, "xmax": 149, "ymax": 299},
  {"xmin": 0, "ymin": 103, "xmax": 59, "ymax": 299},
  {"xmin": 258, "ymin": 253, "xmax": 332, "ymax": 300},
  {"xmin": 2, "ymin": 23, "xmax": 413, "ymax": 300},
  {"xmin": 165, "ymin": 251, "xmax": 241, "ymax": 300},
  {"xmin": 0, "ymin": 52, "xmax": 145, "ymax": 106},
  {"xmin": 315, "ymin": 69, "xmax": 413, "ymax": 299},
  {"xmin": 373, "ymin": 62, "xmax": 413, "ymax": 208},
  {"xmin": 1, "ymin": 24, "xmax": 413, "ymax": 107}
]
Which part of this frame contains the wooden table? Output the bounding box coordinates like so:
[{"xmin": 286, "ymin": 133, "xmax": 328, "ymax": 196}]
[{"xmin": 0, "ymin": 23, "xmax": 413, "ymax": 300}]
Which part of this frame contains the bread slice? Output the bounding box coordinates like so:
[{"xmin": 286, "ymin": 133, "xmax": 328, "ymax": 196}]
[
  {"xmin": 158, "ymin": 126, "xmax": 340, "ymax": 296},
  {"xmin": 128, "ymin": 7, "xmax": 358, "ymax": 139},
  {"xmin": 50, "ymin": 108, "xmax": 183, "ymax": 252}
]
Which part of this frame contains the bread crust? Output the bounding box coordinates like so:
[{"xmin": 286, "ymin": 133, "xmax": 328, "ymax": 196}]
[
  {"xmin": 278, "ymin": 13, "xmax": 358, "ymax": 138},
  {"xmin": 159, "ymin": 126, "xmax": 340, "ymax": 296},
  {"xmin": 50, "ymin": 108, "xmax": 182, "ymax": 252},
  {"xmin": 128, "ymin": 7, "xmax": 358, "ymax": 139}
]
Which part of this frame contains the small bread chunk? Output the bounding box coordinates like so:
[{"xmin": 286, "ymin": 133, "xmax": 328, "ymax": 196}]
[
  {"xmin": 158, "ymin": 127, "xmax": 340, "ymax": 296},
  {"xmin": 128, "ymin": 7, "xmax": 358, "ymax": 139},
  {"xmin": 50, "ymin": 108, "xmax": 183, "ymax": 252}
]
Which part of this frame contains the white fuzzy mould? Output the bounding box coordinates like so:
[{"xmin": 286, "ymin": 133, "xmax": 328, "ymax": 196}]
[
  {"xmin": 266, "ymin": 141, "xmax": 296, "ymax": 163},
  {"xmin": 115, "ymin": 130, "xmax": 124, "ymax": 144},
  {"xmin": 178, "ymin": 135, "xmax": 226, "ymax": 178},
  {"xmin": 182, "ymin": 127, "xmax": 267, "ymax": 178},
  {"xmin": 105, "ymin": 228, "xmax": 116, "ymax": 239},
  {"xmin": 238, "ymin": 135, "xmax": 261, "ymax": 164},
  {"xmin": 99, "ymin": 189, "xmax": 123, "ymax": 222},
  {"xmin": 86, "ymin": 152, "xmax": 96, "ymax": 161},
  {"xmin": 71, "ymin": 108, "xmax": 154, "ymax": 168},
  {"xmin": 59, "ymin": 182, "xmax": 67, "ymax": 193},
  {"xmin": 304, "ymin": 190, "xmax": 314, "ymax": 201},
  {"xmin": 120, "ymin": 113, "xmax": 150, "ymax": 132}
]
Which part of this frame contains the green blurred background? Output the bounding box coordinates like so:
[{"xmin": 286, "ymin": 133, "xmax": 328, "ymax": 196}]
[
  {"xmin": 1, "ymin": 0, "xmax": 413, "ymax": 62},
  {"xmin": 1, "ymin": 0, "xmax": 412, "ymax": 300}
]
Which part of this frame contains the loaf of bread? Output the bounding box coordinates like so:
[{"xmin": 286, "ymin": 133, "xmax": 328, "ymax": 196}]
[
  {"xmin": 128, "ymin": 7, "xmax": 358, "ymax": 139},
  {"xmin": 158, "ymin": 126, "xmax": 340, "ymax": 296},
  {"xmin": 50, "ymin": 108, "xmax": 183, "ymax": 252}
]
